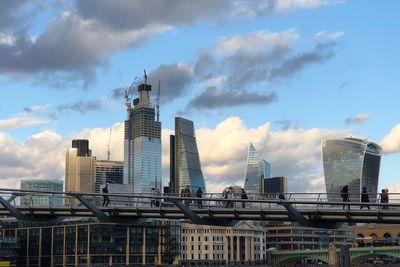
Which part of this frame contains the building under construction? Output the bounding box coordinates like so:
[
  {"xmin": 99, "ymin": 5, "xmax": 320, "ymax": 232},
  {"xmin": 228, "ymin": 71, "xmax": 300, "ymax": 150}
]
[{"xmin": 123, "ymin": 73, "xmax": 162, "ymax": 194}]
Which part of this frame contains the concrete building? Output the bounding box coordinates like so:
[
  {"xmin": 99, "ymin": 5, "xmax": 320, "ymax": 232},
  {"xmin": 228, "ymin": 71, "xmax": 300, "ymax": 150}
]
[
  {"xmin": 180, "ymin": 221, "xmax": 265, "ymax": 266},
  {"xmin": 0, "ymin": 219, "xmax": 180, "ymax": 266},
  {"xmin": 65, "ymin": 139, "xmax": 96, "ymax": 204},
  {"xmin": 322, "ymin": 137, "xmax": 382, "ymax": 202},
  {"xmin": 244, "ymin": 143, "xmax": 271, "ymax": 195},
  {"xmin": 20, "ymin": 179, "xmax": 63, "ymax": 207},
  {"xmin": 123, "ymin": 78, "xmax": 162, "ymax": 194},
  {"xmin": 94, "ymin": 160, "xmax": 123, "ymax": 193},
  {"xmin": 170, "ymin": 117, "xmax": 206, "ymax": 194}
]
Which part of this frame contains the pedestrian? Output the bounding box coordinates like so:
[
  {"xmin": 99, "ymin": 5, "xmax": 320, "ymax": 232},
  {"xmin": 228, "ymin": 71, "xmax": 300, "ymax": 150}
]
[
  {"xmin": 340, "ymin": 185, "xmax": 350, "ymax": 209},
  {"xmin": 278, "ymin": 192, "xmax": 285, "ymax": 201},
  {"xmin": 227, "ymin": 187, "xmax": 233, "ymax": 208},
  {"xmin": 381, "ymin": 188, "xmax": 389, "ymax": 209},
  {"xmin": 360, "ymin": 186, "xmax": 370, "ymax": 210},
  {"xmin": 102, "ymin": 183, "xmax": 110, "ymax": 207},
  {"xmin": 196, "ymin": 187, "xmax": 203, "ymax": 208},
  {"xmin": 183, "ymin": 185, "xmax": 192, "ymax": 207},
  {"xmin": 155, "ymin": 189, "xmax": 161, "ymax": 207},
  {"xmin": 150, "ymin": 187, "xmax": 156, "ymax": 207},
  {"xmin": 241, "ymin": 188, "xmax": 248, "ymax": 208}
]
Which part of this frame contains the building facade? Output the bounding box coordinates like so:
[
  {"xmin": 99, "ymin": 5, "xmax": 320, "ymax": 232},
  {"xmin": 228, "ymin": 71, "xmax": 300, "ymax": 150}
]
[
  {"xmin": 264, "ymin": 176, "xmax": 287, "ymax": 196},
  {"xmin": 180, "ymin": 221, "xmax": 265, "ymax": 266},
  {"xmin": 0, "ymin": 219, "xmax": 180, "ymax": 267},
  {"xmin": 170, "ymin": 117, "xmax": 206, "ymax": 194},
  {"xmin": 94, "ymin": 160, "xmax": 123, "ymax": 194},
  {"xmin": 20, "ymin": 179, "xmax": 63, "ymax": 207},
  {"xmin": 124, "ymin": 81, "xmax": 162, "ymax": 194},
  {"xmin": 65, "ymin": 140, "xmax": 96, "ymax": 204},
  {"xmin": 244, "ymin": 143, "xmax": 271, "ymax": 195},
  {"xmin": 322, "ymin": 137, "xmax": 382, "ymax": 202}
]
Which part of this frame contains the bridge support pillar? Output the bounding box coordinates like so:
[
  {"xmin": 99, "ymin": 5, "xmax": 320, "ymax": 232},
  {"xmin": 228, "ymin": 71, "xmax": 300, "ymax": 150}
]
[
  {"xmin": 328, "ymin": 243, "xmax": 350, "ymax": 267},
  {"xmin": 328, "ymin": 243, "xmax": 339, "ymax": 267}
]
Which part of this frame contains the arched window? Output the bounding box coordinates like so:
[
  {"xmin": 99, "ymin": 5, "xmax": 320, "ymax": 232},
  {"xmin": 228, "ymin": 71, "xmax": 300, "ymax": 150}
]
[
  {"xmin": 370, "ymin": 233, "xmax": 377, "ymax": 239},
  {"xmin": 357, "ymin": 234, "xmax": 364, "ymax": 238},
  {"xmin": 384, "ymin": 233, "xmax": 392, "ymax": 239}
]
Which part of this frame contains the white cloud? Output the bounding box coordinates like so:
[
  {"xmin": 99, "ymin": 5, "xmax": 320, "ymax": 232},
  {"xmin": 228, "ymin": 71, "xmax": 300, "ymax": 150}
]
[
  {"xmin": 314, "ymin": 31, "xmax": 345, "ymax": 43},
  {"xmin": 345, "ymin": 113, "xmax": 371, "ymax": 125},
  {"xmin": 380, "ymin": 124, "xmax": 400, "ymax": 154},
  {"xmin": 0, "ymin": 116, "xmax": 49, "ymax": 130},
  {"xmin": 215, "ymin": 29, "xmax": 298, "ymax": 56}
]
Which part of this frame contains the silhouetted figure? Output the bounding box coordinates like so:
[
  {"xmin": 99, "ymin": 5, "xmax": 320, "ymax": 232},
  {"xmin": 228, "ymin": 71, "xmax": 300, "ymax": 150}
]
[
  {"xmin": 150, "ymin": 188, "xmax": 156, "ymax": 207},
  {"xmin": 227, "ymin": 187, "xmax": 233, "ymax": 208},
  {"xmin": 279, "ymin": 192, "xmax": 285, "ymax": 201},
  {"xmin": 381, "ymin": 188, "xmax": 389, "ymax": 209},
  {"xmin": 360, "ymin": 186, "xmax": 370, "ymax": 210},
  {"xmin": 196, "ymin": 187, "xmax": 203, "ymax": 208},
  {"xmin": 155, "ymin": 190, "xmax": 161, "ymax": 207},
  {"xmin": 241, "ymin": 188, "xmax": 248, "ymax": 208},
  {"xmin": 341, "ymin": 185, "xmax": 350, "ymax": 209},
  {"xmin": 183, "ymin": 185, "xmax": 192, "ymax": 207},
  {"xmin": 102, "ymin": 183, "xmax": 110, "ymax": 207}
]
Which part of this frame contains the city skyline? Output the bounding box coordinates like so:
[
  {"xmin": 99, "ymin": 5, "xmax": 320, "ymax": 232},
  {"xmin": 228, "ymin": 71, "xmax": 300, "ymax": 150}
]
[{"xmin": 1, "ymin": 1, "xmax": 400, "ymax": 194}]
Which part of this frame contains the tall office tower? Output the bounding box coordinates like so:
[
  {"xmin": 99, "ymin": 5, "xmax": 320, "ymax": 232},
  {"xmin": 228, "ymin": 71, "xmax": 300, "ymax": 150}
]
[
  {"xmin": 20, "ymin": 179, "xmax": 63, "ymax": 206},
  {"xmin": 123, "ymin": 78, "xmax": 162, "ymax": 194},
  {"xmin": 264, "ymin": 176, "xmax": 287, "ymax": 195},
  {"xmin": 65, "ymin": 139, "xmax": 96, "ymax": 196},
  {"xmin": 72, "ymin": 139, "xmax": 91, "ymax": 156},
  {"xmin": 94, "ymin": 160, "xmax": 123, "ymax": 193},
  {"xmin": 244, "ymin": 143, "xmax": 271, "ymax": 194},
  {"xmin": 170, "ymin": 117, "xmax": 206, "ymax": 194},
  {"xmin": 322, "ymin": 137, "xmax": 382, "ymax": 202}
]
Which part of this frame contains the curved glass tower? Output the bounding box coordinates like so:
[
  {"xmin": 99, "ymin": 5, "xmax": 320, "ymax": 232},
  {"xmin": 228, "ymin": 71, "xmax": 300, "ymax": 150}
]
[
  {"xmin": 170, "ymin": 117, "xmax": 206, "ymax": 194},
  {"xmin": 243, "ymin": 143, "xmax": 271, "ymax": 194},
  {"xmin": 322, "ymin": 138, "xmax": 381, "ymax": 202}
]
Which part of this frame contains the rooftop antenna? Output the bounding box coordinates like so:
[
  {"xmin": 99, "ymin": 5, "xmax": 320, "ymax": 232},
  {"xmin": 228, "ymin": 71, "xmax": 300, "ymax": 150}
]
[
  {"xmin": 156, "ymin": 80, "xmax": 161, "ymax": 122},
  {"xmin": 107, "ymin": 128, "xmax": 112, "ymax": 160},
  {"xmin": 144, "ymin": 69, "xmax": 147, "ymax": 85}
]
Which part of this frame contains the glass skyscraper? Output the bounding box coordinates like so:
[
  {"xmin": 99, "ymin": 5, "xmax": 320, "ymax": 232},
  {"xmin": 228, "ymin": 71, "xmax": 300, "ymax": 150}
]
[
  {"xmin": 243, "ymin": 143, "xmax": 271, "ymax": 194},
  {"xmin": 170, "ymin": 117, "xmax": 205, "ymax": 194},
  {"xmin": 322, "ymin": 137, "xmax": 382, "ymax": 202},
  {"xmin": 123, "ymin": 81, "xmax": 162, "ymax": 194},
  {"xmin": 94, "ymin": 160, "xmax": 123, "ymax": 193},
  {"xmin": 20, "ymin": 179, "xmax": 63, "ymax": 207}
]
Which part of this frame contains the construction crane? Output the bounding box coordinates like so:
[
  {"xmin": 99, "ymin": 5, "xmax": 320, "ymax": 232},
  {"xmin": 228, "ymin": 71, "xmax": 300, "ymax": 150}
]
[
  {"xmin": 124, "ymin": 76, "xmax": 137, "ymax": 112},
  {"xmin": 107, "ymin": 128, "xmax": 112, "ymax": 160},
  {"xmin": 144, "ymin": 69, "xmax": 147, "ymax": 84},
  {"xmin": 156, "ymin": 80, "xmax": 161, "ymax": 122}
]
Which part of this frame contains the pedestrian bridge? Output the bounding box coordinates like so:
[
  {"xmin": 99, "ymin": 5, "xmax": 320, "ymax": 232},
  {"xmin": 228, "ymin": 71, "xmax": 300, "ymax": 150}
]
[
  {"xmin": 1, "ymin": 188, "xmax": 400, "ymax": 228},
  {"xmin": 271, "ymin": 245, "xmax": 400, "ymax": 266}
]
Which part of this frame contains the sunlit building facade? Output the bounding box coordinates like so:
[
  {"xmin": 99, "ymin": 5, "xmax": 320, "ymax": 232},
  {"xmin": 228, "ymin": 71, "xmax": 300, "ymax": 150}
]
[
  {"xmin": 123, "ymin": 81, "xmax": 162, "ymax": 194},
  {"xmin": 322, "ymin": 138, "xmax": 382, "ymax": 202},
  {"xmin": 244, "ymin": 143, "xmax": 271, "ymax": 194},
  {"xmin": 20, "ymin": 179, "xmax": 63, "ymax": 207},
  {"xmin": 94, "ymin": 160, "xmax": 123, "ymax": 193},
  {"xmin": 170, "ymin": 117, "xmax": 206, "ymax": 194}
]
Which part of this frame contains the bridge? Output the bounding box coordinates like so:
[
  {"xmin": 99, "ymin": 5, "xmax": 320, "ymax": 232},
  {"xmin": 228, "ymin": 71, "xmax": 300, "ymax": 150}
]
[
  {"xmin": 1, "ymin": 188, "xmax": 400, "ymax": 228},
  {"xmin": 271, "ymin": 245, "xmax": 400, "ymax": 266}
]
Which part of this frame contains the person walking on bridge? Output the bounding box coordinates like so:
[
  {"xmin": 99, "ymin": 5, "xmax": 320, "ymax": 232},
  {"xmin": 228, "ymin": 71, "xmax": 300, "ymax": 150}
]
[
  {"xmin": 381, "ymin": 188, "xmax": 389, "ymax": 209},
  {"xmin": 341, "ymin": 185, "xmax": 350, "ymax": 209},
  {"xmin": 360, "ymin": 186, "xmax": 370, "ymax": 210},
  {"xmin": 196, "ymin": 187, "xmax": 203, "ymax": 208},
  {"xmin": 102, "ymin": 183, "xmax": 110, "ymax": 207}
]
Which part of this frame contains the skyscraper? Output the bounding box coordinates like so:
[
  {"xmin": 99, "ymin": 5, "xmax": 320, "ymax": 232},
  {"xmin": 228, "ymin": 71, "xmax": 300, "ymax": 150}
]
[
  {"xmin": 243, "ymin": 143, "xmax": 271, "ymax": 194},
  {"xmin": 65, "ymin": 139, "xmax": 96, "ymax": 197},
  {"xmin": 170, "ymin": 117, "xmax": 206, "ymax": 194},
  {"xmin": 20, "ymin": 179, "xmax": 63, "ymax": 206},
  {"xmin": 264, "ymin": 176, "xmax": 287, "ymax": 195},
  {"xmin": 123, "ymin": 78, "xmax": 162, "ymax": 194},
  {"xmin": 94, "ymin": 160, "xmax": 123, "ymax": 193},
  {"xmin": 322, "ymin": 137, "xmax": 382, "ymax": 202}
]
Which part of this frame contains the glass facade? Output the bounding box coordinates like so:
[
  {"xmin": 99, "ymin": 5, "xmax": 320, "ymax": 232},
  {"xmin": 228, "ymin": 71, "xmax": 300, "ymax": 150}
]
[
  {"xmin": 0, "ymin": 219, "xmax": 180, "ymax": 266},
  {"xmin": 123, "ymin": 82, "xmax": 162, "ymax": 194},
  {"xmin": 264, "ymin": 176, "xmax": 287, "ymax": 195},
  {"xmin": 20, "ymin": 179, "xmax": 63, "ymax": 207},
  {"xmin": 171, "ymin": 117, "xmax": 206, "ymax": 194},
  {"xmin": 244, "ymin": 143, "xmax": 271, "ymax": 194},
  {"xmin": 94, "ymin": 160, "xmax": 123, "ymax": 193},
  {"xmin": 322, "ymin": 138, "xmax": 382, "ymax": 202}
]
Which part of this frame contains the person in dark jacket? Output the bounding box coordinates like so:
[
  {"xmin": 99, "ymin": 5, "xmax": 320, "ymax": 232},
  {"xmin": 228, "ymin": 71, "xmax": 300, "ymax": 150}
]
[
  {"xmin": 381, "ymin": 188, "xmax": 389, "ymax": 209},
  {"xmin": 241, "ymin": 188, "xmax": 248, "ymax": 208},
  {"xmin": 360, "ymin": 186, "xmax": 370, "ymax": 210},
  {"xmin": 102, "ymin": 183, "xmax": 110, "ymax": 207},
  {"xmin": 196, "ymin": 187, "xmax": 203, "ymax": 208},
  {"xmin": 341, "ymin": 185, "xmax": 350, "ymax": 209}
]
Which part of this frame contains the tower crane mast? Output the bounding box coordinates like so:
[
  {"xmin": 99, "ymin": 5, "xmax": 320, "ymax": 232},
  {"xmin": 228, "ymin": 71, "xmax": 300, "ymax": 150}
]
[{"xmin": 156, "ymin": 80, "xmax": 161, "ymax": 122}]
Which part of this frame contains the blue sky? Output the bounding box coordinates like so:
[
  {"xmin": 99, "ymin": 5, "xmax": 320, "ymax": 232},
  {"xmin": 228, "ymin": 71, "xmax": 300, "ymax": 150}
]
[{"xmin": 0, "ymin": 0, "xmax": 399, "ymax": 193}]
